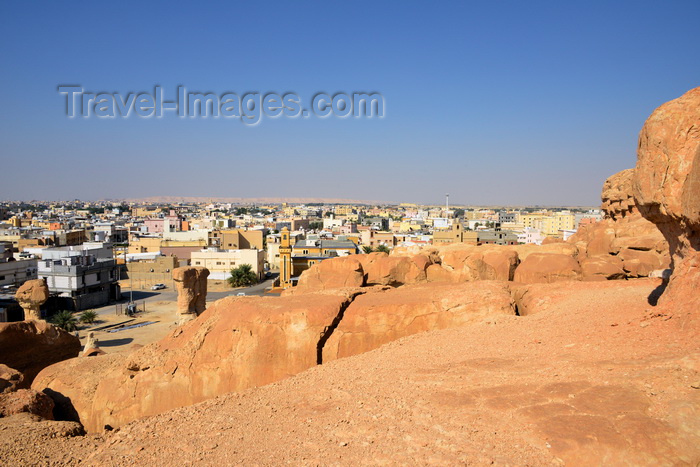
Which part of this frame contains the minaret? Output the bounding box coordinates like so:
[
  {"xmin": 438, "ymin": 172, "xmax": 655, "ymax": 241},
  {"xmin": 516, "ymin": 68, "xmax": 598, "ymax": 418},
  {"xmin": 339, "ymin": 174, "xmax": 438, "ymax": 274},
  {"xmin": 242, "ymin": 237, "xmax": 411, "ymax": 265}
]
[
  {"xmin": 445, "ymin": 193, "xmax": 449, "ymax": 216},
  {"xmin": 279, "ymin": 227, "xmax": 292, "ymax": 289}
]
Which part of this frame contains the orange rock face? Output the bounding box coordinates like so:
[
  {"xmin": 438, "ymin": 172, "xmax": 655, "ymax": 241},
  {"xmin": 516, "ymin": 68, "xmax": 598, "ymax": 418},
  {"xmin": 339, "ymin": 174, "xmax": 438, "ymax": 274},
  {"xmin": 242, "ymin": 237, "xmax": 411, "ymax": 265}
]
[
  {"xmin": 513, "ymin": 253, "xmax": 582, "ymax": 284},
  {"xmin": 358, "ymin": 252, "xmax": 433, "ymax": 286},
  {"xmin": 322, "ymin": 281, "xmax": 515, "ymax": 362},
  {"xmin": 0, "ymin": 320, "xmax": 80, "ymax": 387},
  {"xmin": 633, "ymin": 87, "xmax": 700, "ymax": 313},
  {"xmin": 436, "ymin": 245, "xmax": 519, "ymax": 282},
  {"xmin": 568, "ymin": 168, "xmax": 669, "ymax": 280},
  {"xmin": 172, "ymin": 267, "xmax": 209, "ymax": 323},
  {"xmin": 294, "ymin": 256, "xmax": 365, "ymax": 292},
  {"xmin": 33, "ymin": 291, "xmax": 362, "ymax": 432},
  {"xmin": 0, "ymin": 389, "xmax": 54, "ymax": 420}
]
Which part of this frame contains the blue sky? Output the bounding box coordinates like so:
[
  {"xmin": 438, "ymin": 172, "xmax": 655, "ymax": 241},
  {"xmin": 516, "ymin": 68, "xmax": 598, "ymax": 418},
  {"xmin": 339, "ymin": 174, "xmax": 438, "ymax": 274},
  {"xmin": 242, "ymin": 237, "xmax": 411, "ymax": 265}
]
[{"xmin": 1, "ymin": 1, "xmax": 699, "ymax": 205}]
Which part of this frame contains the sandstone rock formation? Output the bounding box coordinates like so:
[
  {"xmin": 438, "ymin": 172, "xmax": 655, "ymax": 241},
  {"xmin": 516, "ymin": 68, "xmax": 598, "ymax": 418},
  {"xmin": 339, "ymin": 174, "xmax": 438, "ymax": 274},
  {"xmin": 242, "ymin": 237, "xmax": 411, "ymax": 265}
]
[
  {"xmin": 82, "ymin": 332, "xmax": 105, "ymax": 357},
  {"xmin": 438, "ymin": 245, "xmax": 519, "ymax": 282},
  {"xmin": 15, "ymin": 279, "xmax": 49, "ymax": 321},
  {"xmin": 172, "ymin": 267, "xmax": 209, "ymax": 324},
  {"xmin": 358, "ymin": 252, "xmax": 433, "ymax": 286},
  {"xmin": 293, "ymin": 256, "xmax": 365, "ymax": 292},
  {"xmin": 568, "ymin": 168, "xmax": 670, "ymax": 279},
  {"xmin": 633, "ymin": 87, "xmax": 700, "ymax": 313},
  {"xmin": 0, "ymin": 365, "xmax": 24, "ymax": 394},
  {"xmin": 513, "ymin": 253, "xmax": 582, "ymax": 284},
  {"xmin": 33, "ymin": 290, "xmax": 364, "ymax": 432},
  {"xmin": 579, "ymin": 255, "xmax": 625, "ymax": 281},
  {"xmin": 322, "ymin": 281, "xmax": 515, "ymax": 362},
  {"xmin": 0, "ymin": 389, "xmax": 54, "ymax": 420},
  {"xmin": 0, "ymin": 320, "xmax": 80, "ymax": 387}
]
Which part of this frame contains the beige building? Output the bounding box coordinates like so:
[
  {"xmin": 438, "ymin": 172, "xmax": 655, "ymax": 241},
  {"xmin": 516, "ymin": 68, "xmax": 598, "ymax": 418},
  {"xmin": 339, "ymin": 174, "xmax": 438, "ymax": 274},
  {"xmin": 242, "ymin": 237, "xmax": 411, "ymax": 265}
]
[
  {"xmin": 432, "ymin": 223, "xmax": 478, "ymax": 245},
  {"xmin": 126, "ymin": 256, "xmax": 179, "ymax": 289},
  {"xmin": 209, "ymin": 229, "xmax": 264, "ymax": 250},
  {"xmin": 191, "ymin": 249, "xmax": 265, "ymax": 281}
]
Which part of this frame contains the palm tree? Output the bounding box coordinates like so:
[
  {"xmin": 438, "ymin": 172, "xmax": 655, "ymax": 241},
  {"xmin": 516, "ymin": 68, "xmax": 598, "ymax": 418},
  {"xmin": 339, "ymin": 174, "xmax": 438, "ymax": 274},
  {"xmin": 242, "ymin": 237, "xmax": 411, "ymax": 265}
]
[
  {"xmin": 376, "ymin": 244, "xmax": 391, "ymax": 254},
  {"xmin": 362, "ymin": 245, "xmax": 374, "ymax": 254},
  {"xmin": 228, "ymin": 264, "xmax": 258, "ymax": 288},
  {"xmin": 50, "ymin": 310, "xmax": 78, "ymax": 332},
  {"xmin": 79, "ymin": 310, "xmax": 98, "ymax": 324}
]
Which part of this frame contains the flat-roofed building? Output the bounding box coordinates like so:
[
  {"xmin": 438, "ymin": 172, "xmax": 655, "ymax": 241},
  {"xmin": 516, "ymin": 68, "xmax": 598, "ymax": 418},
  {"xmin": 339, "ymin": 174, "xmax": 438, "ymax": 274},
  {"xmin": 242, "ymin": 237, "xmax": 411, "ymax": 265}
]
[{"xmin": 190, "ymin": 249, "xmax": 265, "ymax": 282}]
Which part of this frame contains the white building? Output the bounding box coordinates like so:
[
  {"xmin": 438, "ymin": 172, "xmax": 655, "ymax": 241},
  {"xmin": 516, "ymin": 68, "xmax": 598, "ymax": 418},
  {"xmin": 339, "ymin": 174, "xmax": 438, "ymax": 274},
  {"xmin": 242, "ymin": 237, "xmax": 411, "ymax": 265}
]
[
  {"xmin": 517, "ymin": 227, "xmax": 545, "ymax": 245},
  {"xmin": 36, "ymin": 243, "xmax": 119, "ymax": 310},
  {"xmin": 190, "ymin": 249, "xmax": 266, "ymax": 281},
  {"xmin": 0, "ymin": 258, "xmax": 38, "ymax": 287}
]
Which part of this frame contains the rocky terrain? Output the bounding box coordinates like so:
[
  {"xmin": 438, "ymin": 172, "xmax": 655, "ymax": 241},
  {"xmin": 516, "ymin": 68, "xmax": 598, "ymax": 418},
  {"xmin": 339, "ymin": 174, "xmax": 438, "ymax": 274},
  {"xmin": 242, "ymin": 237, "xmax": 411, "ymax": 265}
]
[{"xmin": 0, "ymin": 87, "xmax": 698, "ymax": 465}]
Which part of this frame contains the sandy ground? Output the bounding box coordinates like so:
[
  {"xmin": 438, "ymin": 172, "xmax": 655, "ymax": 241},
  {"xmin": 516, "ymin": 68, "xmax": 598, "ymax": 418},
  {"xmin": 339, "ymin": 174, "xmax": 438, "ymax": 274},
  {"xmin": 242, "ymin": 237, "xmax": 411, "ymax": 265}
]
[
  {"xmin": 78, "ymin": 299, "xmax": 179, "ymax": 354},
  {"xmin": 1, "ymin": 278, "xmax": 699, "ymax": 465}
]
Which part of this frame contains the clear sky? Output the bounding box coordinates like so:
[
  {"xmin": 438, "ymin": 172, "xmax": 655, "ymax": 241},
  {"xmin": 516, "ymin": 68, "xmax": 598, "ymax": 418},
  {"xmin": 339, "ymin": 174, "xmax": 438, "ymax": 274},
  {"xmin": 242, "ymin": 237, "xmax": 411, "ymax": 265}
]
[{"xmin": 1, "ymin": 1, "xmax": 699, "ymax": 205}]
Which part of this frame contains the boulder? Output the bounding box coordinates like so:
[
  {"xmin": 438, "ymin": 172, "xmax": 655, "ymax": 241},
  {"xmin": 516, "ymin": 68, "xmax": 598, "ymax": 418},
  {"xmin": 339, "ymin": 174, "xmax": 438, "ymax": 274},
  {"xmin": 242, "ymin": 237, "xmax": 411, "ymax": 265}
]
[
  {"xmin": 0, "ymin": 389, "xmax": 54, "ymax": 420},
  {"xmin": 618, "ymin": 248, "xmax": 666, "ymax": 278},
  {"xmin": 0, "ymin": 365, "xmax": 24, "ymax": 394},
  {"xmin": 580, "ymin": 256, "xmax": 626, "ymax": 281},
  {"xmin": 633, "ymin": 87, "xmax": 700, "ymax": 312},
  {"xmin": 438, "ymin": 245, "xmax": 519, "ymax": 282},
  {"xmin": 322, "ymin": 281, "xmax": 515, "ymax": 362},
  {"xmin": 81, "ymin": 332, "xmax": 106, "ymax": 357},
  {"xmin": 294, "ymin": 256, "xmax": 365, "ymax": 292},
  {"xmin": 512, "ymin": 243, "xmax": 579, "ymax": 261},
  {"xmin": 0, "ymin": 320, "xmax": 80, "ymax": 387},
  {"xmin": 358, "ymin": 252, "xmax": 433, "ymax": 286},
  {"xmin": 15, "ymin": 279, "xmax": 49, "ymax": 321},
  {"xmin": 172, "ymin": 267, "xmax": 209, "ymax": 324},
  {"xmin": 513, "ymin": 253, "xmax": 582, "ymax": 284},
  {"xmin": 33, "ymin": 290, "xmax": 363, "ymax": 432}
]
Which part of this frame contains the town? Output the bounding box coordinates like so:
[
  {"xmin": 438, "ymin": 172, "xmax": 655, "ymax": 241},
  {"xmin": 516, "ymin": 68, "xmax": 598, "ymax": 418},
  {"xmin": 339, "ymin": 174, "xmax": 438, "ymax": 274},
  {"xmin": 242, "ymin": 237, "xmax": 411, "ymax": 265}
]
[{"xmin": 0, "ymin": 197, "xmax": 601, "ymax": 320}]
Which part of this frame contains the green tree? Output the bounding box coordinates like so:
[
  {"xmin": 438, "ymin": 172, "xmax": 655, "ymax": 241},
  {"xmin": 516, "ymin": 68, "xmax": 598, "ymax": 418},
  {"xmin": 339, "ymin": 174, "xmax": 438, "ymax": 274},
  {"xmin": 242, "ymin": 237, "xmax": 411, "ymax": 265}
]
[
  {"xmin": 227, "ymin": 264, "xmax": 258, "ymax": 288},
  {"xmin": 376, "ymin": 244, "xmax": 391, "ymax": 254},
  {"xmin": 362, "ymin": 245, "xmax": 374, "ymax": 254},
  {"xmin": 79, "ymin": 310, "xmax": 98, "ymax": 324},
  {"xmin": 453, "ymin": 208, "xmax": 465, "ymax": 218},
  {"xmin": 50, "ymin": 310, "xmax": 78, "ymax": 332},
  {"xmin": 308, "ymin": 221, "xmax": 323, "ymax": 231}
]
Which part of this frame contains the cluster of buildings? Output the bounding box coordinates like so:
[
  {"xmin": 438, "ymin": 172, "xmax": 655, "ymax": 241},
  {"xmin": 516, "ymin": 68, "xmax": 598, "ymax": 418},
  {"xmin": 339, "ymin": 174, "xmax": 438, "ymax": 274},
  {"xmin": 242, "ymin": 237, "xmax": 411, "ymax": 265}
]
[{"xmin": 0, "ymin": 200, "xmax": 602, "ymax": 319}]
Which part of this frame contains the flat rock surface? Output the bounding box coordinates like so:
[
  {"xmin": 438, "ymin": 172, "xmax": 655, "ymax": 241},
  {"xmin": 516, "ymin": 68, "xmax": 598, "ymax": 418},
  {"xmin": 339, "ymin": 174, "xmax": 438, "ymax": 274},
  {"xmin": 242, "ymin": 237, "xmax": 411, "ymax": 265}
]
[{"xmin": 3, "ymin": 278, "xmax": 700, "ymax": 466}]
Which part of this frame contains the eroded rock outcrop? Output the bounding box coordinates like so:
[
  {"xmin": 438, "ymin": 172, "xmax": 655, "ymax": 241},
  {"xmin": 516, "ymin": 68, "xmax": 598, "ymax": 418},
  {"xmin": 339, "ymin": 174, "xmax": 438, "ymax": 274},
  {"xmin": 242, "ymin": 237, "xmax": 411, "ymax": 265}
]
[
  {"xmin": 568, "ymin": 168, "xmax": 669, "ymax": 279},
  {"xmin": 33, "ymin": 290, "xmax": 364, "ymax": 432},
  {"xmin": 358, "ymin": 252, "xmax": 434, "ymax": 286},
  {"xmin": 15, "ymin": 279, "xmax": 49, "ymax": 321},
  {"xmin": 0, "ymin": 365, "xmax": 24, "ymax": 394},
  {"xmin": 172, "ymin": 267, "xmax": 209, "ymax": 324},
  {"xmin": 0, "ymin": 320, "xmax": 80, "ymax": 387},
  {"xmin": 0, "ymin": 389, "xmax": 54, "ymax": 420},
  {"xmin": 81, "ymin": 332, "xmax": 105, "ymax": 357},
  {"xmin": 513, "ymin": 253, "xmax": 582, "ymax": 284},
  {"xmin": 633, "ymin": 87, "xmax": 700, "ymax": 312},
  {"xmin": 322, "ymin": 281, "xmax": 515, "ymax": 362},
  {"xmin": 293, "ymin": 256, "xmax": 365, "ymax": 292}
]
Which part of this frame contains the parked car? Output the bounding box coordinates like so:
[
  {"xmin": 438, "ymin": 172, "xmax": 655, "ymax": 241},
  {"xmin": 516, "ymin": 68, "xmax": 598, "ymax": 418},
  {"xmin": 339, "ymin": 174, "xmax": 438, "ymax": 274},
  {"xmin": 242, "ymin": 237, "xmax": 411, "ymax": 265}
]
[
  {"xmin": 151, "ymin": 283, "xmax": 166, "ymax": 290},
  {"xmin": 236, "ymin": 292, "xmax": 246, "ymax": 296}
]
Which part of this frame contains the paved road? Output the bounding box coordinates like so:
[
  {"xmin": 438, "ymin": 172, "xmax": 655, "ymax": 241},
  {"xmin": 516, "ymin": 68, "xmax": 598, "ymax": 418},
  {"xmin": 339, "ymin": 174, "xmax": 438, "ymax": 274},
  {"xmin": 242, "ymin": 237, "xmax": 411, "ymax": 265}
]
[{"xmin": 94, "ymin": 273, "xmax": 281, "ymax": 317}]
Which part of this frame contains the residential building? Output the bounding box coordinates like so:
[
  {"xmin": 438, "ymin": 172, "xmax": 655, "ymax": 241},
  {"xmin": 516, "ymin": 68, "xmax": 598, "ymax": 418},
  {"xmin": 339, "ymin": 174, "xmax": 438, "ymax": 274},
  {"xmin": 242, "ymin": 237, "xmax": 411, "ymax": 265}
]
[
  {"xmin": 126, "ymin": 255, "xmax": 179, "ymax": 289},
  {"xmin": 38, "ymin": 250, "xmax": 120, "ymax": 311},
  {"xmin": 190, "ymin": 249, "xmax": 266, "ymax": 281},
  {"xmin": 209, "ymin": 229, "xmax": 264, "ymax": 250}
]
